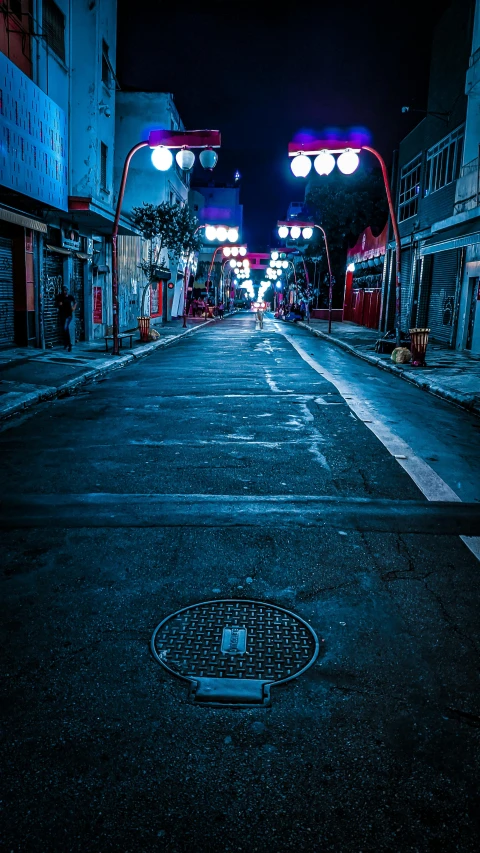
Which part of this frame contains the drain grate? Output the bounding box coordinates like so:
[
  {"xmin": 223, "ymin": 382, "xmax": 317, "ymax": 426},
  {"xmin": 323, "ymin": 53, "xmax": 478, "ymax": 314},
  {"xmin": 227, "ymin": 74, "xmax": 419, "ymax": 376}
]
[{"xmin": 151, "ymin": 599, "xmax": 319, "ymax": 706}]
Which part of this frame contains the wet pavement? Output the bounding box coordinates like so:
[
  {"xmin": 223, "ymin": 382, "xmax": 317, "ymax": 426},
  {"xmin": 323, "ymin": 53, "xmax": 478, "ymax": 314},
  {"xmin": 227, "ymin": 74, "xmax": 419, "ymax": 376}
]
[{"xmin": 1, "ymin": 312, "xmax": 480, "ymax": 852}]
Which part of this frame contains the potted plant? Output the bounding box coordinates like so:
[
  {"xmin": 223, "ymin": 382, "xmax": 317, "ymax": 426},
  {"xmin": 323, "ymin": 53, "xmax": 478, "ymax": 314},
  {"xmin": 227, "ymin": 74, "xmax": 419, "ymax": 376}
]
[{"xmin": 132, "ymin": 202, "xmax": 202, "ymax": 336}]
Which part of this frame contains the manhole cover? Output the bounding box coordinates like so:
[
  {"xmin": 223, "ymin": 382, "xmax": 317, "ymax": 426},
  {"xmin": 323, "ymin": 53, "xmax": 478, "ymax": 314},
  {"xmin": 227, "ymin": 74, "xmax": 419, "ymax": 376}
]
[{"xmin": 151, "ymin": 599, "xmax": 319, "ymax": 706}]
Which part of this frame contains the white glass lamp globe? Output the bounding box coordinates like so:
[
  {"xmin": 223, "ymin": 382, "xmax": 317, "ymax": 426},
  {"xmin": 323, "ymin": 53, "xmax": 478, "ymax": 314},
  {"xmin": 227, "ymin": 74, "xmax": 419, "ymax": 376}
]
[
  {"xmin": 290, "ymin": 153, "xmax": 312, "ymax": 178},
  {"xmin": 275, "ymin": 261, "xmax": 282, "ymax": 269},
  {"xmin": 242, "ymin": 259, "xmax": 249, "ymax": 267},
  {"xmin": 278, "ymin": 225, "xmax": 289, "ymax": 239},
  {"xmin": 151, "ymin": 146, "xmax": 173, "ymax": 171},
  {"xmin": 276, "ymin": 282, "xmax": 282, "ymax": 289},
  {"xmin": 271, "ymin": 251, "xmax": 279, "ymax": 261},
  {"xmin": 199, "ymin": 148, "xmax": 218, "ymax": 170},
  {"xmin": 175, "ymin": 148, "xmax": 195, "ymax": 171},
  {"xmin": 230, "ymin": 259, "xmax": 237, "ymax": 268},
  {"xmin": 231, "ymin": 246, "xmax": 239, "ymax": 257},
  {"xmin": 282, "ymin": 260, "xmax": 289, "ymax": 269},
  {"xmin": 216, "ymin": 226, "xmax": 227, "ymax": 242},
  {"xmin": 290, "ymin": 225, "xmax": 301, "ymax": 239},
  {"xmin": 302, "ymin": 227, "xmax": 313, "ymax": 240},
  {"xmin": 227, "ymin": 228, "xmax": 239, "ymax": 243},
  {"xmin": 269, "ymin": 260, "xmax": 276, "ymax": 268},
  {"xmin": 223, "ymin": 246, "xmax": 231, "ymax": 257},
  {"xmin": 337, "ymin": 149, "xmax": 360, "ymax": 175},
  {"xmin": 314, "ymin": 151, "xmax": 335, "ymax": 176},
  {"xmin": 239, "ymin": 246, "xmax": 247, "ymax": 256}
]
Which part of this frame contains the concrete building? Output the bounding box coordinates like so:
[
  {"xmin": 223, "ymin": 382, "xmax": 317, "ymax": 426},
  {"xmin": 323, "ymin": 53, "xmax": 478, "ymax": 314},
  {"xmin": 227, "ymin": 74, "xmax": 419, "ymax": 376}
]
[
  {"xmin": 383, "ymin": 0, "xmax": 477, "ymax": 351},
  {"xmin": 114, "ymin": 91, "xmax": 190, "ymax": 323},
  {"xmin": 0, "ymin": 0, "xmax": 136, "ymax": 349}
]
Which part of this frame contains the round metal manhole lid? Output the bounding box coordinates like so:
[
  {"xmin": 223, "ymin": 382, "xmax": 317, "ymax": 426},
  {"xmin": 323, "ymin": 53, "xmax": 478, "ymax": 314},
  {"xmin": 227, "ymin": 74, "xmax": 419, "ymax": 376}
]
[{"xmin": 151, "ymin": 599, "xmax": 319, "ymax": 706}]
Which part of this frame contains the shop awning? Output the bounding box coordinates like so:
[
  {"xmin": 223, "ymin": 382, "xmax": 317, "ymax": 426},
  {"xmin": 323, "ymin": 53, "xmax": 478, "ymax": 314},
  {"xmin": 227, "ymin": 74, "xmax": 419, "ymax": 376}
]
[{"xmin": 0, "ymin": 205, "xmax": 47, "ymax": 233}]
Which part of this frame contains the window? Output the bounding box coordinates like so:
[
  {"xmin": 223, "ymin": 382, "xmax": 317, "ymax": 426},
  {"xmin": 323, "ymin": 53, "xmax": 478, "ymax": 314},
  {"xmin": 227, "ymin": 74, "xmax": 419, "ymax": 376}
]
[
  {"xmin": 101, "ymin": 40, "xmax": 111, "ymax": 87},
  {"xmin": 398, "ymin": 154, "xmax": 422, "ymax": 221},
  {"xmin": 100, "ymin": 142, "xmax": 108, "ymax": 190},
  {"xmin": 425, "ymin": 126, "xmax": 464, "ymax": 196},
  {"xmin": 43, "ymin": 0, "xmax": 65, "ymax": 62}
]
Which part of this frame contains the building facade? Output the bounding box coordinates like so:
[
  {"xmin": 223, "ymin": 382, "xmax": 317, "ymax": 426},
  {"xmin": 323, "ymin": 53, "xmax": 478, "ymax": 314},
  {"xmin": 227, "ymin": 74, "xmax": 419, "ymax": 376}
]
[
  {"xmin": 114, "ymin": 91, "xmax": 191, "ymax": 324},
  {"xmin": 383, "ymin": 0, "xmax": 477, "ymax": 351},
  {"xmin": 0, "ymin": 0, "xmax": 140, "ymax": 349}
]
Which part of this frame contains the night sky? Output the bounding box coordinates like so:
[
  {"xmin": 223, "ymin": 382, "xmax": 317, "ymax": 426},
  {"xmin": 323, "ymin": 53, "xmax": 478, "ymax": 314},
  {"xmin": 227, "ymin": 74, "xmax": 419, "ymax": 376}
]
[{"xmin": 117, "ymin": 0, "xmax": 448, "ymax": 250}]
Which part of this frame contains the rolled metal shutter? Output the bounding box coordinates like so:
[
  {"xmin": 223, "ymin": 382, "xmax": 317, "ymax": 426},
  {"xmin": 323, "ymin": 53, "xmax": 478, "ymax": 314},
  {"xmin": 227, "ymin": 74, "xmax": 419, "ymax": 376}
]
[
  {"xmin": 0, "ymin": 235, "xmax": 15, "ymax": 347},
  {"xmin": 400, "ymin": 247, "xmax": 412, "ymax": 331},
  {"xmin": 43, "ymin": 250, "xmax": 64, "ymax": 347},
  {"xmin": 427, "ymin": 249, "xmax": 458, "ymax": 343},
  {"xmin": 71, "ymin": 257, "xmax": 85, "ymax": 341}
]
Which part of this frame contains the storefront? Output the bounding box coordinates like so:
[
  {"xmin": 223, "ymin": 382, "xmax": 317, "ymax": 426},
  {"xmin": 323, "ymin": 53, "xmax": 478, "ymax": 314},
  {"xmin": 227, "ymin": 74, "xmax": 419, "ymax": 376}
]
[{"xmin": 343, "ymin": 224, "xmax": 387, "ymax": 330}]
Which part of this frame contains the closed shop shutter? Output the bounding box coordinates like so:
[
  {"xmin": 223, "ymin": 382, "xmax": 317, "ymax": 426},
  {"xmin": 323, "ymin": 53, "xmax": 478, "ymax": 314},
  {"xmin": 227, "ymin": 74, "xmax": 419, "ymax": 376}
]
[
  {"xmin": 71, "ymin": 257, "xmax": 85, "ymax": 341},
  {"xmin": 427, "ymin": 249, "xmax": 458, "ymax": 343},
  {"xmin": 43, "ymin": 250, "xmax": 64, "ymax": 347},
  {"xmin": 0, "ymin": 234, "xmax": 15, "ymax": 348},
  {"xmin": 400, "ymin": 247, "xmax": 413, "ymax": 331}
]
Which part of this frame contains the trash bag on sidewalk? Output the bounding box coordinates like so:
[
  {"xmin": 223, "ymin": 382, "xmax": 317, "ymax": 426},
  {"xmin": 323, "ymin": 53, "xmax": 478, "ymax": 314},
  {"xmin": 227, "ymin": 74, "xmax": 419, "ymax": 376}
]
[{"xmin": 391, "ymin": 346, "xmax": 412, "ymax": 364}]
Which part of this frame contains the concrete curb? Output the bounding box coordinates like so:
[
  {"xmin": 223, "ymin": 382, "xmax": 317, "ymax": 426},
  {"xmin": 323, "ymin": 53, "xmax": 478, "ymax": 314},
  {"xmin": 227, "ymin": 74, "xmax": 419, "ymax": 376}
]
[
  {"xmin": 0, "ymin": 318, "xmax": 216, "ymax": 422},
  {"xmin": 297, "ymin": 321, "xmax": 480, "ymax": 417}
]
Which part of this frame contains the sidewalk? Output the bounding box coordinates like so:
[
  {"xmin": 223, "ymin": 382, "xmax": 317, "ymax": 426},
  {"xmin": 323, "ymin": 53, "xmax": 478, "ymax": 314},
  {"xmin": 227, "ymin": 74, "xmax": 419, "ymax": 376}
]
[
  {"xmin": 298, "ymin": 319, "xmax": 480, "ymax": 416},
  {"xmin": 0, "ymin": 316, "xmax": 216, "ymax": 421}
]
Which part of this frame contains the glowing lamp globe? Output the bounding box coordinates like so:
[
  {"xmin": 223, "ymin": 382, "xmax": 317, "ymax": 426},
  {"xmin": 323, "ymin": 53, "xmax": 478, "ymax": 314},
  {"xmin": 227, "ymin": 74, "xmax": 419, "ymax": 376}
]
[
  {"xmin": 275, "ymin": 261, "xmax": 282, "ymax": 269},
  {"xmin": 271, "ymin": 251, "xmax": 279, "ymax": 261},
  {"xmin": 337, "ymin": 149, "xmax": 360, "ymax": 175},
  {"xmin": 205, "ymin": 225, "xmax": 217, "ymax": 241},
  {"xmin": 175, "ymin": 148, "xmax": 195, "ymax": 171},
  {"xmin": 242, "ymin": 259, "xmax": 249, "ymax": 267},
  {"xmin": 290, "ymin": 225, "xmax": 301, "ymax": 239},
  {"xmin": 227, "ymin": 228, "xmax": 239, "ymax": 243},
  {"xmin": 276, "ymin": 282, "xmax": 282, "ymax": 289},
  {"xmin": 239, "ymin": 246, "xmax": 247, "ymax": 256},
  {"xmin": 223, "ymin": 246, "xmax": 231, "ymax": 257},
  {"xmin": 302, "ymin": 227, "xmax": 313, "ymax": 240},
  {"xmin": 231, "ymin": 247, "xmax": 239, "ymax": 257},
  {"xmin": 270, "ymin": 260, "xmax": 275, "ymax": 268},
  {"xmin": 199, "ymin": 148, "xmax": 218, "ymax": 171},
  {"xmin": 216, "ymin": 226, "xmax": 227, "ymax": 242},
  {"xmin": 151, "ymin": 146, "xmax": 173, "ymax": 171},
  {"xmin": 278, "ymin": 226, "xmax": 289, "ymax": 239},
  {"xmin": 230, "ymin": 259, "xmax": 237, "ymax": 268},
  {"xmin": 290, "ymin": 153, "xmax": 312, "ymax": 178},
  {"xmin": 282, "ymin": 260, "xmax": 289, "ymax": 269},
  {"xmin": 314, "ymin": 151, "xmax": 335, "ymax": 176}
]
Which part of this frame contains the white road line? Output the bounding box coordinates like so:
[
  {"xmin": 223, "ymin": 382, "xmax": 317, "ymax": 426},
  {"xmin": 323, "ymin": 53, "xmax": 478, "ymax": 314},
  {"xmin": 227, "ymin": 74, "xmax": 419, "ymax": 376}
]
[{"xmin": 276, "ymin": 325, "xmax": 480, "ymax": 562}]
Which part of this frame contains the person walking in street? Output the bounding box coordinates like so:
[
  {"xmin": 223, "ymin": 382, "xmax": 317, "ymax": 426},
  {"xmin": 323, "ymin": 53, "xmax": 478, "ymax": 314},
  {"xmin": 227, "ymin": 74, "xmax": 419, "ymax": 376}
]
[
  {"xmin": 256, "ymin": 305, "xmax": 264, "ymax": 330},
  {"xmin": 218, "ymin": 301, "xmax": 224, "ymax": 319},
  {"xmin": 56, "ymin": 285, "xmax": 76, "ymax": 351}
]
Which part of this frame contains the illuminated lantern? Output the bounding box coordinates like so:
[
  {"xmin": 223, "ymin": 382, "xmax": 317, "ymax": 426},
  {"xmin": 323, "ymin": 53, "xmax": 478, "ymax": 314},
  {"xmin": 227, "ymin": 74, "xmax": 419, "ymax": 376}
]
[
  {"xmin": 290, "ymin": 153, "xmax": 312, "ymax": 178},
  {"xmin": 199, "ymin": 148, "xmax": 218, "ymax": 170},
  {"xmin": 151, "ymin": 146, "xmax": 173, "ymax": 171},
  {"xmin": 337, "ymin": 149, "xmax": 360, "ymax": 175},
  {"xmin": 175, "ymin": 148, "xmax": 195, "ymax": 171},
  {"xmin": 314, "ymin": 151, "xmax": 335, "ymax": 176}
]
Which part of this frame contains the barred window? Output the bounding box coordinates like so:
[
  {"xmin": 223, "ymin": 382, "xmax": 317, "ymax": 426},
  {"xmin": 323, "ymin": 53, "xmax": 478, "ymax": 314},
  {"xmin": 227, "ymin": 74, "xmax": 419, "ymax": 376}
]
[
  {"xmin": 43, "ymin": 0, "xmax": 66, "ymax": 63},
  {"xmin": 425, "ymin": 126, "xmax": 464, "ymax": 196},
  {"xmin": 100, "ymin": 142, "xmax": 108, "ymax": 190},
  {"xmin": 398, "ymin": 155, "xmax": 422, "ymax": 221}
]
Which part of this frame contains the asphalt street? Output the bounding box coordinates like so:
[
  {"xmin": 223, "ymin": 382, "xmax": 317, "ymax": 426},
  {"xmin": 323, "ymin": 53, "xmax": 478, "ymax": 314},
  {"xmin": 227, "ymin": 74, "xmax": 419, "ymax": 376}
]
[{"xmin": 1, "ymin": 312, "xmax": 480, "ymax": 853}]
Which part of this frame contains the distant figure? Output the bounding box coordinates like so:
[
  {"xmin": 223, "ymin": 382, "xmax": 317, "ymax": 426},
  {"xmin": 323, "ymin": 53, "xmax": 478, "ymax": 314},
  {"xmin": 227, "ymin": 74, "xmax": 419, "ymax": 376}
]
[
  {"xmin": 56, "ymin": 285, "xmax": 76, "ymax": 351},
  {"xmin": 256, "ymin": 306, "xmax": 264, "ymax": 330},
  {"xmin": 218, "ymin": 301, "xmax": 224, "ymax": 319}
]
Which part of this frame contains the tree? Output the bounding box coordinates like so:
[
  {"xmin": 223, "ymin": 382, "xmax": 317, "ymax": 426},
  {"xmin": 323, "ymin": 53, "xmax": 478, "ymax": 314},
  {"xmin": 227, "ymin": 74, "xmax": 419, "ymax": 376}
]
[
  {"xmin": 132, "ymin": 201, "xmax": 201, "ymax": 280},
  {"xmin": 304, "ymin": 168, "xmax": 388, "ymax": 305},
  {"xmin": 131, "ymin": 201, "xmax": 202, "ymax": 315}
]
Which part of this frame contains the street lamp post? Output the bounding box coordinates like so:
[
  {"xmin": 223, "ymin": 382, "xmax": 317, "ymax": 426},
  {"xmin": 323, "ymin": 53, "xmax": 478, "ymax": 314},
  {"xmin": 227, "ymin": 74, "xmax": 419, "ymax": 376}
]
[
  {"xmin": 287, "ymin": 139, "xmax": 402, "ymax": 346},
  {"xmin": 277, "ymin": 221, "xmax": 334, "ymax": 332},
  {"xmin": 111, "ymin": 129, "xmax": 220, "ymax": 355}
]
